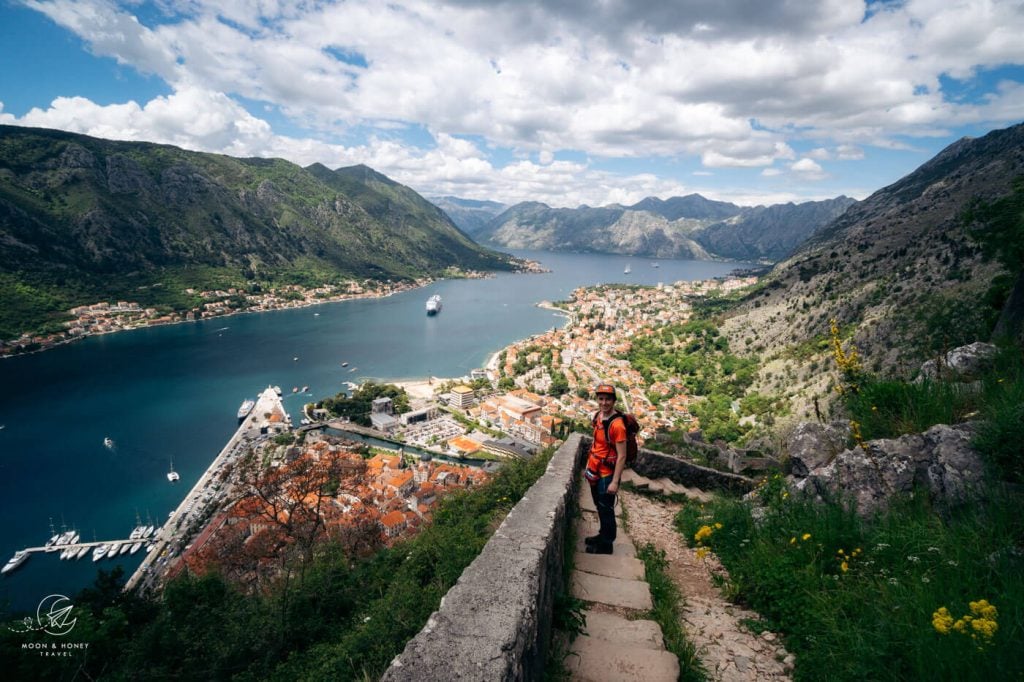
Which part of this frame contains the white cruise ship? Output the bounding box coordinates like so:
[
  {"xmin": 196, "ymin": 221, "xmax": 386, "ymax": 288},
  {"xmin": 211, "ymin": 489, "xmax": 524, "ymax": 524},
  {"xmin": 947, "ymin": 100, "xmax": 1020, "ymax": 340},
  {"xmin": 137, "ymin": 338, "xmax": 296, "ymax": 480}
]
[{"xmin": 426, "ymin": 295, "xmax": 442, "ymax": 315}]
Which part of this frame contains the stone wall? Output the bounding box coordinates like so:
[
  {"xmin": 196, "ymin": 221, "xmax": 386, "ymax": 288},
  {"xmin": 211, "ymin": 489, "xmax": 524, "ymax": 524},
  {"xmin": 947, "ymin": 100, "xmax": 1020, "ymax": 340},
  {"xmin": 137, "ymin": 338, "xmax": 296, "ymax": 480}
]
[
  {"xmin": 634, "ymin": 447, "xmax": 755, "ymax": 494},
  {"xmin": 381, "ymin": 434, "xmax": 587, "ymax": 681}
]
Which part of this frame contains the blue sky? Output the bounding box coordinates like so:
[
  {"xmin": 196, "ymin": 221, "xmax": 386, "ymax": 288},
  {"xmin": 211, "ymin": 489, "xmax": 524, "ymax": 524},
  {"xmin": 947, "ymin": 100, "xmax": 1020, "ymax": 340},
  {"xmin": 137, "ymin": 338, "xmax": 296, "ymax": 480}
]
[{"xmin": 2, "ymin": 0, "xmax": 1023, "ymax": 208}]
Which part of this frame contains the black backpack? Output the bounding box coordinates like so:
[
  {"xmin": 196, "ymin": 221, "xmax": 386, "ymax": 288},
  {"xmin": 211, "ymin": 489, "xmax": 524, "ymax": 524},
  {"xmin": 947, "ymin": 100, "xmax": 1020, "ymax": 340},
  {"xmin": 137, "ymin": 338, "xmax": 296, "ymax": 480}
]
[{"xmin": 592, "ymin": 410, "xmax": 640, "ymax": 467}]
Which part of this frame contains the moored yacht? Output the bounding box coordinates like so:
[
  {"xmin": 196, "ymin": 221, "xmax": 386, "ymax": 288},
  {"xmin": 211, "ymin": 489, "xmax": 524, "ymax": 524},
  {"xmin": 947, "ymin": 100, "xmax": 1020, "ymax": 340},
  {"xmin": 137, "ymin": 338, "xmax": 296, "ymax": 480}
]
[
  {"xmin": 2, "ymin": 550, "xmax": 28, "ymax": 575},
  {"xmin": 92, "ymin": 544, "xmax": 109, "ymax": 561},
  {"xmin": 237, "ymin": 399, "xmax": 256, "ymax": 422},
  {"xmin": 167, "ymin": 458, "xmax": 180, "ymax": 483}
]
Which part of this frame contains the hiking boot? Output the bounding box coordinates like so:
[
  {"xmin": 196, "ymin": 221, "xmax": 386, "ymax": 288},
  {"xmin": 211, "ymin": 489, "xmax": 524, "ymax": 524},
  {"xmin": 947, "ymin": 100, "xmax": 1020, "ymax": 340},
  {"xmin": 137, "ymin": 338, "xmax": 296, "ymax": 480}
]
[
  {"xmin": 584, "ymin": 534, "xmax": 603, "ymax": 546},
  {"xmin": 585, "ymin": 543, "xmax": 613, "ymax": 555}
]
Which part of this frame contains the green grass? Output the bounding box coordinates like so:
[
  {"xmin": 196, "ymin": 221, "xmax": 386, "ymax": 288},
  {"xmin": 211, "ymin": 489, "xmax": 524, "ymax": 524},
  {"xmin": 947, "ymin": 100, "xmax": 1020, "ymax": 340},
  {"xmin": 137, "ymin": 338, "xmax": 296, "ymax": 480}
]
[
  {"xmin": 636, "ymin": 543, "xmax": 707, "ymax": 681},
  {"xmin": 674, "ymin": 488, "xmax": 1024, "ymax": 681}
]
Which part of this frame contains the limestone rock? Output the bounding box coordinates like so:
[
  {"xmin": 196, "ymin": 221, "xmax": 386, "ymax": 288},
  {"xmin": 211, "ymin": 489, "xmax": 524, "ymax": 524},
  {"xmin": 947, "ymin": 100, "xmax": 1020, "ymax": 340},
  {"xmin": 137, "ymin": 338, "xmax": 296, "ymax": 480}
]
[
  {"xmin": 796, "ymin": 423, "xmax": 984, "ymax": 516},
  {"xmin": 918, "ymin": 342, "xmax": 998, "ymax": 382},
  {"xmin": 786, "ymin": 420, "xmax": 850, "ymax": 477}
]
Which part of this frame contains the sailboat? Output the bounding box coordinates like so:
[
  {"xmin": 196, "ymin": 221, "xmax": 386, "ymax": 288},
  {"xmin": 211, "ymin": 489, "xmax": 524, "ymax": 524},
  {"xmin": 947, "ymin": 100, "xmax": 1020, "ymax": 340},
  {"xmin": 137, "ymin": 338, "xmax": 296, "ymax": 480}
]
[
  {"xmin": 167, "ymin": 458, "xmax": 180, "ymax": 483},
  {"xmin": 624, "ymin": 264, "xmax": 631, "ymax": 274}
]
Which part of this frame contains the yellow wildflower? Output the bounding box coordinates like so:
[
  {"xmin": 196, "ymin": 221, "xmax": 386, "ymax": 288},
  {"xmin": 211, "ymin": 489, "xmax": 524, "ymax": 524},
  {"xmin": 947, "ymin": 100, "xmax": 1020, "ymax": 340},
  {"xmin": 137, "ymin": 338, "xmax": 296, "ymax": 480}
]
[
  {"xmin": 802, "ymin": 533, "xmax": 812, "ymax": 541},
  {"xmin": 696, "ymin": 547, "xmax": 710, "ymax": 560},
  {"xmin": 694, "ymin": 525, "xmax": 714, "ymax": 543},
  {"xmin": 932, "ymin": 607, "xmax": 953, "ymax": 635},
  {"xmin": 790, "ymin": 536, "xmax": 796, "ymax": 545},
  {"xmin": 840, "ymin": 561, "xmax": 849, "ymax": 573}
]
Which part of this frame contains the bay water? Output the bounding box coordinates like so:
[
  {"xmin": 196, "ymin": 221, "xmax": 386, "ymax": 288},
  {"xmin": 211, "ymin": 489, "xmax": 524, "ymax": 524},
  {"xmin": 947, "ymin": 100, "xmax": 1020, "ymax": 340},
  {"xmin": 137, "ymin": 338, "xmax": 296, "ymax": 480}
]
[{"xmin": 0, "ymin": 249, "xmax": 749, "ymax": 612}]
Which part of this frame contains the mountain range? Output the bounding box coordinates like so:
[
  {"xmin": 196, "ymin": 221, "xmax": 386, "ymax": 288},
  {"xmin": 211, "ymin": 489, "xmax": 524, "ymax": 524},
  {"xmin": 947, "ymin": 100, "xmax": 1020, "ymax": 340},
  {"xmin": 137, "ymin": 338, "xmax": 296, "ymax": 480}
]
[
  {"xmin": 442, "ymin": 193, "xmax": 856, "ymax": 262},
  {"xmin": 0, "ymin": 126, "xmax": 515, "ymax": 338}
]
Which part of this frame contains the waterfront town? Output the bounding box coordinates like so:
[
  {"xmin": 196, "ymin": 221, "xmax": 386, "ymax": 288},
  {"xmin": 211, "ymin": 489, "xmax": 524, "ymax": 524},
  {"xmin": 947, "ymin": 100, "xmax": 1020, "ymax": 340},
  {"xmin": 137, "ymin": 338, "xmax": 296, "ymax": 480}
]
[
  {"xmin": 148, "ymin": 273, "xmax": 755, "ymax": 589},
  {"xmin": 2, "ymin": 272, "xmax": 756, "ymax": 593}
]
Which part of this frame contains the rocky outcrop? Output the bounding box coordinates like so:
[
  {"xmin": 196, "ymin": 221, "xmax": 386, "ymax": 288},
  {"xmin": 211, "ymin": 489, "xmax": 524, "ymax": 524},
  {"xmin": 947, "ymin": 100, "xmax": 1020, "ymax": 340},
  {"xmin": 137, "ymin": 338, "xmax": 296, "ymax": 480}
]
[
  {"xmin": 792, "ymin": 423, "xmax": 985, "ymax": 516},
  {"xmin": 785, "ymin": 420, "xmax": 851, "ymax": 477},
  {"xmin": 918, "ymin": 342, "xmax": 999, "ymax": 382}
]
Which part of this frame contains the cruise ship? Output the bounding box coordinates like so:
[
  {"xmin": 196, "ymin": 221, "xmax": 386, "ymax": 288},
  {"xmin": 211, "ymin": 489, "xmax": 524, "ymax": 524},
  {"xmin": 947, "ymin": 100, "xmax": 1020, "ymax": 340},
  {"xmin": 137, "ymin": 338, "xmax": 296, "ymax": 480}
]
[
  {"xmin": 426, "ymin": 295, "xmax": 442, "ymax": 315},
  {"xmin": 237, "ymin": 399, "xmax": 256, "ymax": 422}
]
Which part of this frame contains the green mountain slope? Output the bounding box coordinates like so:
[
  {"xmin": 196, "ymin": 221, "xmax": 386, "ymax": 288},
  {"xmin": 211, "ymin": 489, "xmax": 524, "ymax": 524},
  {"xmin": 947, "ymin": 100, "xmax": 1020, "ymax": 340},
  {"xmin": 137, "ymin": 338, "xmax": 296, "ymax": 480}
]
[
  {"xmin": 0, "ymin": 126, "xmax": 514, "ymax": 338},
  {"xmin": 720, "ymin": 121, "xmax": 1024, "ymax": 411}
]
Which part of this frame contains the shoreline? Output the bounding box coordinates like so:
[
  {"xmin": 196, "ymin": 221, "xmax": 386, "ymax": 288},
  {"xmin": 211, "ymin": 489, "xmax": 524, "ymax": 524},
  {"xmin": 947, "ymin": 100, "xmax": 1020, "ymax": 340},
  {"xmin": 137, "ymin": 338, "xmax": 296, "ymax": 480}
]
[{"xmin": 1, "ymin": 279, "xmax": 433, "ymax": 360}]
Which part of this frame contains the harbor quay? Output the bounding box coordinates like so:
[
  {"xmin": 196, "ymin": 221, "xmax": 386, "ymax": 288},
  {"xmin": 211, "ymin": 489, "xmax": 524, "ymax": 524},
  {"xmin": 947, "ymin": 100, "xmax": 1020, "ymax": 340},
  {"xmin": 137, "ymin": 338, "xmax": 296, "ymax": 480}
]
[{"xmin": 125, "ymin": 386, "xmax": 289, "ymax": 593}]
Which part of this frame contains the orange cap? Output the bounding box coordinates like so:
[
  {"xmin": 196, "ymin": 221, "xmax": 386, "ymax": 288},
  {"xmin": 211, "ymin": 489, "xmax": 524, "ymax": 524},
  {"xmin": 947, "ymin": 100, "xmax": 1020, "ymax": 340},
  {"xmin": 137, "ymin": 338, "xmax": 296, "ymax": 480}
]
[{"xmin": 594, "ymin": 383, "xmax": 616, "ymax": 396}]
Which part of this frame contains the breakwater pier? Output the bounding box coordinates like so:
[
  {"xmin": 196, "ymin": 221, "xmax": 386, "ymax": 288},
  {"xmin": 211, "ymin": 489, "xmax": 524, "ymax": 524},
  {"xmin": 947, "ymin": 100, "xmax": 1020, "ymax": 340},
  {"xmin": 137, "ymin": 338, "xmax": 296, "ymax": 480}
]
[{"xmin": 124, "ymin": 386, "xmax": 289, "ymax": 593}]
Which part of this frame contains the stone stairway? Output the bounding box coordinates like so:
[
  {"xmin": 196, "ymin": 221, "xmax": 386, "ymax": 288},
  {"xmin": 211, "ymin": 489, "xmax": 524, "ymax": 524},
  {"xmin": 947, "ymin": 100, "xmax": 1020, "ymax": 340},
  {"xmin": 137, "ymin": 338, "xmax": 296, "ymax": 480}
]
[{"xmin": 559, "ymin": 478, "xmax": 681, "ymax": 681}]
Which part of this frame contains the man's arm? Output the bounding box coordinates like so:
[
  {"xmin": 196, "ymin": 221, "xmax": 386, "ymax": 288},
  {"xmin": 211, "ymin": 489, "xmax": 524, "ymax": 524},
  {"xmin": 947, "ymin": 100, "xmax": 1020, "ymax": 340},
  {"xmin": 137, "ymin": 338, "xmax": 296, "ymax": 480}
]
[{"xmin": 607, "ymin": 439, "xmax": 627, "ymax": 494}]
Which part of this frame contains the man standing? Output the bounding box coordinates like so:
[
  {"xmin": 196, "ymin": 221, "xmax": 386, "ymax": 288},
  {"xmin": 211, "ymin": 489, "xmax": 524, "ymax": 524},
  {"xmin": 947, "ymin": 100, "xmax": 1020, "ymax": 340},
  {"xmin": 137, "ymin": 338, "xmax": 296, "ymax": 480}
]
[{"xmin": 584, "ymin": 383, "xmax": 627, "ymax": 555}]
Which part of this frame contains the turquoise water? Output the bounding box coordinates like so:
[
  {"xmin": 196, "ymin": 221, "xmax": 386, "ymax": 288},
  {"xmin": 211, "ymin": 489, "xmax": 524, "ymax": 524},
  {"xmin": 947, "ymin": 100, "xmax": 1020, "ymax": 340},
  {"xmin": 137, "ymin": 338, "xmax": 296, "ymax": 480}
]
[{"xmin": 0, "ymin": 250, "xmax": 748, "ymax": 612}]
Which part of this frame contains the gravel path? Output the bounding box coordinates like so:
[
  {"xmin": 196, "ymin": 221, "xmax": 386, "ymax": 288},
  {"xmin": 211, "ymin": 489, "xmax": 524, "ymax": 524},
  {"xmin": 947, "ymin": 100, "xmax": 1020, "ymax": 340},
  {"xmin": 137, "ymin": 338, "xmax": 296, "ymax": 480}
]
[{"xmin": 621, "ymin": 489, "xmax": 795, "ymax": 681}]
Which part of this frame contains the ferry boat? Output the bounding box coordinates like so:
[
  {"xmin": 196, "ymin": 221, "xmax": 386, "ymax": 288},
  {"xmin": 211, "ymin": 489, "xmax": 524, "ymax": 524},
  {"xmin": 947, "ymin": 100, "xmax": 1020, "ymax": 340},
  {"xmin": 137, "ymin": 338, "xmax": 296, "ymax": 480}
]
[
  {"xmin": 237, "ymin": 399, "xmax": 256, "ymax": 422},
  {"xmin": 2, "ymin": 550, "xmax": 28, "ymax": 575},
  {"xmin": 426, "ymin": 295, "xmax": 442, "ymax": 315}
]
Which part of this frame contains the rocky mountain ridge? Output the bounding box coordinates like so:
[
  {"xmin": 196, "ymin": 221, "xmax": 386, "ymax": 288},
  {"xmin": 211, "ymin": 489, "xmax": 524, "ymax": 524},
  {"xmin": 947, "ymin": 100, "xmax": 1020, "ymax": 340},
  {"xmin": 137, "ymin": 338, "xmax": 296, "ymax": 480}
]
[
  {"xmin": 720, "ymin": 121, "xmax": 1024, "ymax": 414},
  {"xmin": 471, "ymin": 194, "xmax": 856, "ymax": 261}
]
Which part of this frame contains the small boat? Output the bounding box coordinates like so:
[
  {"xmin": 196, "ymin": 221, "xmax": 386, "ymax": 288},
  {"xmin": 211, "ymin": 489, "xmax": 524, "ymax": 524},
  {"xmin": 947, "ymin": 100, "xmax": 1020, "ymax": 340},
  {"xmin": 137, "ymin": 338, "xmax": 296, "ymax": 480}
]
[
  {"xmin": 92, "ymin": 544, "xmax": 109, "ymax": 561},
  {"xmin": 108, "ymin": 544, "xmax": 122, "ymax": 558},
  {"xmin": 293, "ymin": 357, "xmax": 299, "ymax": 361},
  {"xmin": 349, "ymin": 367, "xmax": 358, "ymax": 372},
  {"xmin": 651, "ymin": 262, "xmax": 659, "ymax": 268},
  {"xmin": 75, "ymin": 545, "xmax": 90, "ymax": 560},
  {"xmin": 146, "ymin": 543, "xmax": 155, "ymax": 553},
  {"xmin": 167, "ymin": 458, "xmax": 180, "ymax": 483},
  {"xmin": 624, "ymin": 264, "xmax": 631, "ymax": 274},
  {"xmin": 103, "ymin": 437, "xmax": 114, "ymax": 449},
  {"xmin": 314, "ymin": 312, "xmax": 320, "ymax": 316},
  {"xmin": 130, "ymin": 542, "xmax": 143, "ymax": 554},
  {"xmin": 301, "ymin": 386, "xmax": 309, "ymax": 393},
  {"xmin": 143, "ymin": 525, "xmax": 155, "ymax": 539},
  {"xmin": 341, "ymin": 361, "xmax": 349, "ymax": 367},
  {"xmin": 119, "ymin": 543, "xmax": 130, "ymax": 555},
  {"xmin": 2, "ymin": 550, "xmax": 29, "ymax": 575},
  {"xmin": 292, "ymin": 387, "xmax": 299, "ymax": 393}
]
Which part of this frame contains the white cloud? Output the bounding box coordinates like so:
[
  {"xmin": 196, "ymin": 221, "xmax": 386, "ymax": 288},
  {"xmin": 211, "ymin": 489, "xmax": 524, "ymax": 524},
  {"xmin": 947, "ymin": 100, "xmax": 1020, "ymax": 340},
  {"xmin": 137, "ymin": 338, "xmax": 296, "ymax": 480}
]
[{"xmin": 8, "ymin": 0, "xmax": 1024, "ymax": 205}]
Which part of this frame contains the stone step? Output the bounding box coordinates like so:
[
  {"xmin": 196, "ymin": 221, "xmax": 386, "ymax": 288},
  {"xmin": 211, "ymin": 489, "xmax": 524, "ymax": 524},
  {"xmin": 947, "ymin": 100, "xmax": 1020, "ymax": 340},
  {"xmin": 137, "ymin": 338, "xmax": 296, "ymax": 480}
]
[
  {"xmin": 574, "ymin": 551, "xmax": 645, "ymax": 581},
  {"xmin": 571, "ymin": 570, "xmax": 653, "ymax": 610},
  {"xmin": 579, "ymin": 610, "xmax": 666, "ymax": 650},
  {"xmin": 565, "ymin": 633, "xmax": 679, "ymax": 682},
  {"xmin": 574, "ymin": 519, "xmax": 637, "ymax": 558},
  {"xmin": 621, "ymin": 469, "xmax": 713, "ymax": 501}
]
